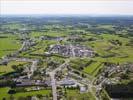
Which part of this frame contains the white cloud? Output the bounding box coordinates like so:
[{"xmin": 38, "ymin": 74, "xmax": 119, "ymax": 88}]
[{"xmin": 1, "ymin": 0, "xmax": 133, "ymax": 15}]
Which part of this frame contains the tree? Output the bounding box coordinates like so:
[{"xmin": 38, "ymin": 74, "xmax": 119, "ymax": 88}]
[
  {"xmin": 8, "ymin": 89, "xmax": 16, "ymax": 94},
  {"xmin": 2, "ymin": 97, "xmax": 6, "ymax": 100},
  {"xmin": 0, "ymin": 80, "xmax": 15, "ymax": 87},
  {"xmin": 36, "ymin": 94, "xmax": 43, "ymax": 99},
  {"xmin": 104, "ymin": 72, "xmax": 109, "ymax": 77},
  {"xmin": 11, "ymin": 65, "xmax": 17, "ymax": 70},
  {"xmin": 18, "ymin": 96, "xmax": 27, "ymax": 100},
  {"xmin": 120, "ymin": 73, "xmax": 128, "ymax": 79},
  {"xmin": 9, "ymin": 95, "xmax": 14, "ymax": 100},
  {"xmin": 11, "ymin": 65, "xmax": 24, "ymax": 72},
  {"xmin": 26, "ymin": 96, "xmax": 32, "ymax": 100}
]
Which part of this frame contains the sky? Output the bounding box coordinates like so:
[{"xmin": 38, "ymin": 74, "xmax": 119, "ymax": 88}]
[{"xmin": 1, "ymin": 0, "xmax": 133, "ymax": 15}]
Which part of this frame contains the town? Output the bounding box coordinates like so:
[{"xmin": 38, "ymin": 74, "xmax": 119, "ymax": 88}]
[{"xmin": 0, "ymin": 16, "xmax": 133, "ymax": 100}]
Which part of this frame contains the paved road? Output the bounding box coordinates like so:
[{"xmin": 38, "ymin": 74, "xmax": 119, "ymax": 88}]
[
  {"xmin": 69, "ymin": 72, "xmax": 98, "ymax": 100},
  {"xmin": 49, "ymin": 73, "xmax": 57, "ymax": 100},
  {"xmin": 19, "ymin": 41, "xmax": 25, "ymax": 51},
  {"xmin": 48, "ymin": 60, "xmax": 69, "ymax": 100},
  {"xmin": 70, "ymin": 44, "xmax": 75, "ymax": 57},
  {"xmin": 48, "ymin": 59, "xmax": 99, "ymax": 100},
  {"xmin": 53, "ymin": 59, "xmax": 69, "ymax": 73},
  {"xmin": 28, "ymin": 60, "xmax": 38, "ymax": 79}
]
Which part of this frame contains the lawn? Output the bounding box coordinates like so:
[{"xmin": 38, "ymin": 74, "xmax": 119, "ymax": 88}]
[
  {"xmin": 30, "ymin": 32, "xmax": 44, "ymax": 38},
  {"xmin": 0, "ymin": 87, "xmax": 10, "ymax": 100},
  {"xmin": 0, "ymin": 87, "xmax": 51, "ymax": 100},
  {"xmin": 83, "ymin": 61, "xmax": 103, "ymax": 76},
  {"xmin": 0, "ymin": 61, "xmax": 28, "ymax": 75},
  {"xmin": 0, "ymin": 35, "xmax": 21, "ymax": 57},
  {"xmin": 14, "ymin": 89, "xmax": 51, "ymax": 99},
  {"xmin": 66, "ymin": 89, "xmax": 95, "ymax": 100},
  {"xmin": 100, "ymin": 34, "xmax": 129, "ymax": 44},
  {"xmin": 69, "ymin": 58, "xmax": 91, "ymax": 70}
]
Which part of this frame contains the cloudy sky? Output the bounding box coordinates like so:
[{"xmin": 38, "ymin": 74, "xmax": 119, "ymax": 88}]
[{"xmin": 1, "ymin": 0, "xmax": 133, "ymax": 15}]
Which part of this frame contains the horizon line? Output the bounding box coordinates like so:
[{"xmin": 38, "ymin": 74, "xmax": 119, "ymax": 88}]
[{"xmin": 1, "ymin": 14, "xmax": 133, "ymax": 16}]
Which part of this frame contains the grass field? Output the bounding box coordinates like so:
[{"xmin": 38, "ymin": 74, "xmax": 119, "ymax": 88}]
[
  {"xmin": 14, "ymin": 90, "xmax": 51, "ymax": 99},
  {"xmin": 80, "ymin": 33, "xmax": 133, "ymax": 76},
  {"xmin": 0, "ymin": 87, "xmax": 51, "ymax": 100},
  {"xmin": 0, "ymin": 35, "xmax": 21, "ymax": 57},
  {"xmin": 1, "ymin": 23, "xmax": 23, "ymax": 30},
  {"xmin": 83, "ymin": 61, "xmax": 103, "ymax": 76},
  {"xmin": 88, "ymin": 34, "xmax": 133, "ymax": 63},
  {"xmin": 30, "ymin": 31, "xmax": 66, "ymax": 38},
  {"xmin": 0, "ymin": 87, "xmax": 10, "ymax": 100},
  {"xmin": 0, "ymin": 61, "xmax": 28, "ymax": 75},
  {"xmin": 66, "ymin": 89, "xmax": 95, "ymax": 100}
]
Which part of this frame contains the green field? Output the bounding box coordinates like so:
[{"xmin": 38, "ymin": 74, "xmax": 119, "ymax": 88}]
[
  {"xmin": 1, "ymin": 23, "xmax": 23, "ymax": 30},
  {"xmin": 83, "ymin": 61, "xmax": 103, "ymax": 76},
  {"xmin": 0, "ymin": 61, "xmax": 28, "ymax": 75},
  {"xmin": 30, "ymin": 31, "xmax": 66, "ymax": 38},
  {"xmin": 0, "ymin": 87, "xmax": 51, "ymax": 100},
  {"xmin": 66, "ymin": 89, "xmax": 95, "ymax": 100},
  {"xmin": 0, "ymin": 35, "xmax": 21, "ymax": 57},
  {"xmin": 69, "ymin": 33, "xmax": 133, "ymax": 77}
]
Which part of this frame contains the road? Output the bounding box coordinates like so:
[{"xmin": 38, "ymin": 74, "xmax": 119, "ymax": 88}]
[
  {"xmin": 28, "ymin": 60, "xmax": 38, "ymax": 79},
  {"xmin": 52, "ymin": 59, "xmax": 69, "ymax": 73},
  {"xmin": 48, "ymin": 59, "xmax": 69, "ymax": 100},
  {"xmin": 70, "ymin": 44, "xmax": 75, "ymax": 57},
  {"xmin": 49, "ymin": 72, "xmax": 57, "ymax": 100},
  {"xmin": 48, "ymin": 58, "xmax": 99, "ymax": 100},
  {"xmin": 19, "ymin": 41, "xmax": 26, "ymax": 51}
]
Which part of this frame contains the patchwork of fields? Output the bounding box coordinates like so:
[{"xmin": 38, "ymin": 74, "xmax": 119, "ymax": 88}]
[{"xmin": 0, "ymin": 16, "xmax": 133, "ymax": 100}]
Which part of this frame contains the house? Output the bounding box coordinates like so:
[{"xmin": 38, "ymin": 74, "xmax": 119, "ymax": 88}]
[
  {"xmin": 49, "ymin": 44, "xmax": 95, "ymax": 57},
  {"xmin": 80, "ymin": 86, "xmax": 88, "ymax": 93},
  {"xmin": 58, "ymin": 78, "xmax": 75, "ymax": 86}
]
